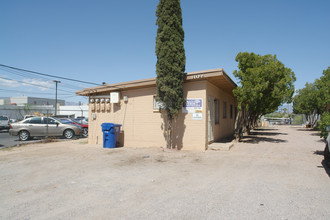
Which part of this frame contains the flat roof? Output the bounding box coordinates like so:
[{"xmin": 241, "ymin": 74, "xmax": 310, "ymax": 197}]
[{"xmin": 76, "ymin": 68, "xmax": 237, "ymax": 96}]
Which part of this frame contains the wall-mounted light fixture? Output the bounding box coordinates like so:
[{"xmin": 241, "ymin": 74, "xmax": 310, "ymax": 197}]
[{"xmin": 90, "ymin": 98, "xmax": 95, "ymax": 103}]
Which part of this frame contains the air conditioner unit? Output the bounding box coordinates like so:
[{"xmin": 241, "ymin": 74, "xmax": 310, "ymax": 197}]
[{"xmin": 110, "ymin": 92, "xmax": 120, "ymax": 103}]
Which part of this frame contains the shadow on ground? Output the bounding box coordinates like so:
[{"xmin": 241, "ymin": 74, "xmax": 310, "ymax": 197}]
[
  {"xmin": 253, "ymin": 128, "xmax": 279, "ymax": 131},
  {"xmin": 321, "ymin": 160, "xmax": 330, "ymax": 178},
  {"xmin": 314, "ymin": 150, "xmax": 324, "ymax": 156},
  {"xmin": 240, "ymin": 129, "xmax": 287, "ymax": 144}
]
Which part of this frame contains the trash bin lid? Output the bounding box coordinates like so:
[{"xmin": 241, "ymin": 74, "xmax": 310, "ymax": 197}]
[{"xmin": 101, "ymin": 123, "xmax": 114, "ymax": 130}]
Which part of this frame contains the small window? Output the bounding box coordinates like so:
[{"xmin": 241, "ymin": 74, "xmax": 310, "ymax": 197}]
[
  {"xmin": 29, "ymin": 117, "xmax": 42, "ymax": 124},
  {"xmin": 214, "ymin": 99, "xmax": 219, "ymax": 124},
  {"xmin": 44, "ymin": 118, "xmax": 57, "ymax": 124},
  {"xmin": 153, "ymin": 96, "xmax": 165, "ymax": 110},
  {"xmin": 230, "ymin": 104, "xmax": 233, "ymax": 119},
  {"xmin": 23, "ymin": 119, "xmax": 31, "ymax": 124},
  {"xmin": 223, "ymin": 102, "xmax": 227, "ymax": 118},
  {"xmin": 0, "ymin": 116, "xmax": 8, "ymax": 120}
]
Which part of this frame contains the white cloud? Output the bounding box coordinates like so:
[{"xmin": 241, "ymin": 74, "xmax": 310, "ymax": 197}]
[
  {"xmin": 0, "ymin": 76, "xmax": 20, "ymax": 87},
  {"xmin": 0, "ymin": 76, "xmax": 53, "ymax": 91},
  {"xmin": 22, "ymin": 78, "xmax": 53, "ymax": 91}
]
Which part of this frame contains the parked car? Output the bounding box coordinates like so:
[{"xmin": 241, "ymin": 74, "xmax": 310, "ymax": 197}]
[
  {"xmin": 9, "ymin": 117, "xmax": 81, "ymax": 141},
  {"xmin": 58, "ymin": 118, "xmax": 88, "ymax": 137},
  {"xmin": 0, "ymin": 115, "xmax": 10, "ymax": 131},
  {"xmin": 24, "ymin": 115, "xmax": 38, "ymax": 120},
  {"xmin": 324, "ymin": 126, "xmax": 330, "ymax": 167},
  {"xmin": 9, "ymin": 119, "xmax": 17, "ymax": 123}
]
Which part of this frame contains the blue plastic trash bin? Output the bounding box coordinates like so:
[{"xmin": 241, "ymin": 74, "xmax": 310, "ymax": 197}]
[{"xmin": 101, "ymin": 123, "xmax": 122, "ymax": 148}]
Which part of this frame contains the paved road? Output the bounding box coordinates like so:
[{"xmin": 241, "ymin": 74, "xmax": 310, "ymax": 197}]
[
  {"xmin": 0, "ymin": 131, "xmax": 85, "ymax": 148},
  {"xmin": 0, "ymin": 131, "xmax": 20, "ymax": 148},
  {"xmin": 0, "ymin": 126, "xmax": 329, "ymax": 219}
]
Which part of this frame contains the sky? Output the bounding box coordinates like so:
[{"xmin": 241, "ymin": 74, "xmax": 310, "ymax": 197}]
[{"xmin": 0, "ymin": 0, "xmax": 329, "ymax": 104}]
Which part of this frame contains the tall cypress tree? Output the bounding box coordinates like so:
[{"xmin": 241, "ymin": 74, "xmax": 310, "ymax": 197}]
[{"xmin": 156, "ymin": 0, "xmax": 185, "ymax": 149}]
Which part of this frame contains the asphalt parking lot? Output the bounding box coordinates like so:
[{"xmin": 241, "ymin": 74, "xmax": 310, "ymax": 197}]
[
  {"xmin": 0, "ymin": 130, "xmax": 83, "ymax": 148},
  {"xmin": 0, "ymin": 126, "xmax": 329, "ymax": 219},
  {"xmin": 0, "ymin": 130, "xmax": 20, "ymax": 148}
]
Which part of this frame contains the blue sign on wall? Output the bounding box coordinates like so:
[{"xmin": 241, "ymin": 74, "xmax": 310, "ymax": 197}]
[
  {"xmin": 182, "ymin": 98, "xmax": 203, "ymax": 114},
  {"xmin": 183, "ymin": 99, "xmax": 203, "ymax": 108}
]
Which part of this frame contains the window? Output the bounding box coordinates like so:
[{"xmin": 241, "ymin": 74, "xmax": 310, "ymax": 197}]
[
  {"xmin": 230, "ymin": 104, "xmax": 233, "ymax": 119},
  {"xmin": 0, "ymin": 116, "xmax": 8, "ymax": 120},
  {"xmin": 214, "ymin": 99, "xmax": 219, "ymax": 124},
  {"xmin": 23, "ymin": 119, "xmax": 31, "ymax": 123},
  {"xmin": 58, "ymin": 119, "xmax": 71, "ymax": 124},
  {"xmin": 29, "ymin": 117, "xmax": 42, "ymax": 124},
  {"xmin": 223, "ymin": 102, "xmax": 227, "ymax": 118},
  {"xmin": 153, "ymin": 96, "xmax": 165, "ymax": 110},
  {"xmin": 43, "ymin": 118, "xmax": 57, "ymax": 124}
]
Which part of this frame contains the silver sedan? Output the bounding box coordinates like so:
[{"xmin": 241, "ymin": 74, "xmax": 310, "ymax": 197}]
[{"xmin": 9, "ymin": 117, "xmax": 81, "ymax": 141}]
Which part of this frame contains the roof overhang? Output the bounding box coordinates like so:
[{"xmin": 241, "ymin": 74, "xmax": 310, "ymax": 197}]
[{"xmin": 76, "ymin": 68, "xmax": 237, "ymax": 96}]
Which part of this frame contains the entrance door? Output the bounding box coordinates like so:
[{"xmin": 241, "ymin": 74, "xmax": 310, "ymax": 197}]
[{"xmin": 208, "ymin": 96, "xmax": 214, "ymax": 142}]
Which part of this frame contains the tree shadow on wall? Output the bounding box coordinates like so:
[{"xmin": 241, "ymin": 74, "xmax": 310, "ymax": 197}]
[{"xmin": 161, "ymin": 111, "xmax": 186, "ymax": 150}]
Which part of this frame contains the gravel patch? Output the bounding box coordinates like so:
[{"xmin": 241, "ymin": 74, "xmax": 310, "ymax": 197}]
[{"xmin": 0, "ymin": 126, "xmax": 329, "ymax": 219}]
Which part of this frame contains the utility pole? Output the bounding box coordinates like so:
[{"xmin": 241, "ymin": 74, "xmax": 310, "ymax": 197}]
[{"xmin": 53, "ymin": 80, "xmax": 61, "ymax": 116}]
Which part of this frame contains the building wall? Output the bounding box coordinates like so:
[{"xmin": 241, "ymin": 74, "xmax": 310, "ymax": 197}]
[
  {"xmin": 88, "ymin": 81, "xmax": 207, "ymax": 151},
  {"xmin": 0, "ymin": 98, "xmax": 10, "ymax": 105},
  {"xmin": 206, "ymin": 81, "xmax": 236, "ymax": 141},
  {"xmin": 10, "ymin": 96, "xmax": 65, "ymax": 106},
  {"xmin": 58, "ymin": 105, "xmax": 88, "ymax": 118}
]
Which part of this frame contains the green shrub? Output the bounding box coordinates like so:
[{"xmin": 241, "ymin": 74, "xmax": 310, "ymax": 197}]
[
  {"xmin": 318, "ymin": 112, "xmax": 330, "ymax": 139},
  {"xmin": 292, "ymin": 114, "xmax": 304, "ymax": 125}
]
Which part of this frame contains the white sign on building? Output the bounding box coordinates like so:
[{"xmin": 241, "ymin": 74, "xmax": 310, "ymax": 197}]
[{"xmin": 182, "ymin": 98, "xmax": 203, "ymax": 114}]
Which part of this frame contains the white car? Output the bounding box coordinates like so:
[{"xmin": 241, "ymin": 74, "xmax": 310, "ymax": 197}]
[{"xmin": 0, "ymin": 115, "xmax": 10, "ymax": 131}]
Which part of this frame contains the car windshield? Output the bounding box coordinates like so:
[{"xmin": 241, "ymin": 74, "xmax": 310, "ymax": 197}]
[
  {"xmin": 58, "ymin": 119, "xmax": 73, "ymax": 124},
  {"xmin": 73, "ymin": 118, "xmax": 88, "ymax": 124},
  {"xmin": 0, "ymin": 116, "xmax": 8, "ymax": 120}
]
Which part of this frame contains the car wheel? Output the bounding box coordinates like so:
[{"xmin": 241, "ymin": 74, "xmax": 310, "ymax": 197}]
[
  {"xmin": 324, "ymin": 144, "xmax": 330, "ymax": 168},
  {"xmin": 64, "ymin": 129, "xmax": 74, "ymax": 139},
  {"xmin": 82, "ymin": 128, "xmax": 88, "ymax": 137},
  {"xmin": 19, "ymin": 130, "xmax": 30, "ymax": 141}
]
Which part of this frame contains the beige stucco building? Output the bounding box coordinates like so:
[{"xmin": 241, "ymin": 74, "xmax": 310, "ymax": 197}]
[{"xmin": 76, "ymin": 68, "xmax": 237, "ymax": 151}]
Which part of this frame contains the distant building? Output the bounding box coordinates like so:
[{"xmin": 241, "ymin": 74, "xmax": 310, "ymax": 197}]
[
  {"xmin": 0, "ymin": 97, "xmax": 10, "ymax": 105},
  {"xmin": 10, "ymin": 96, "xmax": 65, "ymax": 107},
  {"xmin": 58, "ymin": 105, "xmax": 88, "ymax": 118}
]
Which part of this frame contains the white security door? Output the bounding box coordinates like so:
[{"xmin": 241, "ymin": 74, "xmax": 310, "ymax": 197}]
[{"xmin": 208, "ymin": 96, "xmax": 214, "ymax": 142}]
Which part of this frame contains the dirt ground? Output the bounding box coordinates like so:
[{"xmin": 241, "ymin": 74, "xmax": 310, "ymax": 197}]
[{"xmin": 1, "ymin": 126, "xmax": 329, "ymax": 219}]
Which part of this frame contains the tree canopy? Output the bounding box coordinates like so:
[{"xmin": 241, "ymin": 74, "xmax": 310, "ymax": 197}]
[
  {"xmin": 293, "ymin": 67, "xmax": 329, "ymax": 115},
  {"xmin": 233, "ymin": 52, "xmax": 296, "ymax": 139}
]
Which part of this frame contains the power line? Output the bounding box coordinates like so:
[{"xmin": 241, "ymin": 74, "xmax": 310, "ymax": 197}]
[
  {"xmin": 0, "ymin": 66, "xmax": 85, "ymax": 91},
  {"xmin": 0, "ymin": 88, "xmax": 71, "ymax": 95},
  {"xmin": 0, "ymin": 76, "xmax": 74, "ymax": 93},
  {"xmin": 0, "ymin": 63, "xmax": 101, "ymax": 86}
]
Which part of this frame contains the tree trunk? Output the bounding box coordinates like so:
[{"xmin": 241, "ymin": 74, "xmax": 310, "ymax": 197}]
[
  {"xmin": 167, "ymin": 117, "xmax": 172, "ymax": 149},
  {"xmin": 234, "ymin": 110, "xmax": 242, "ymax": 141}
]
